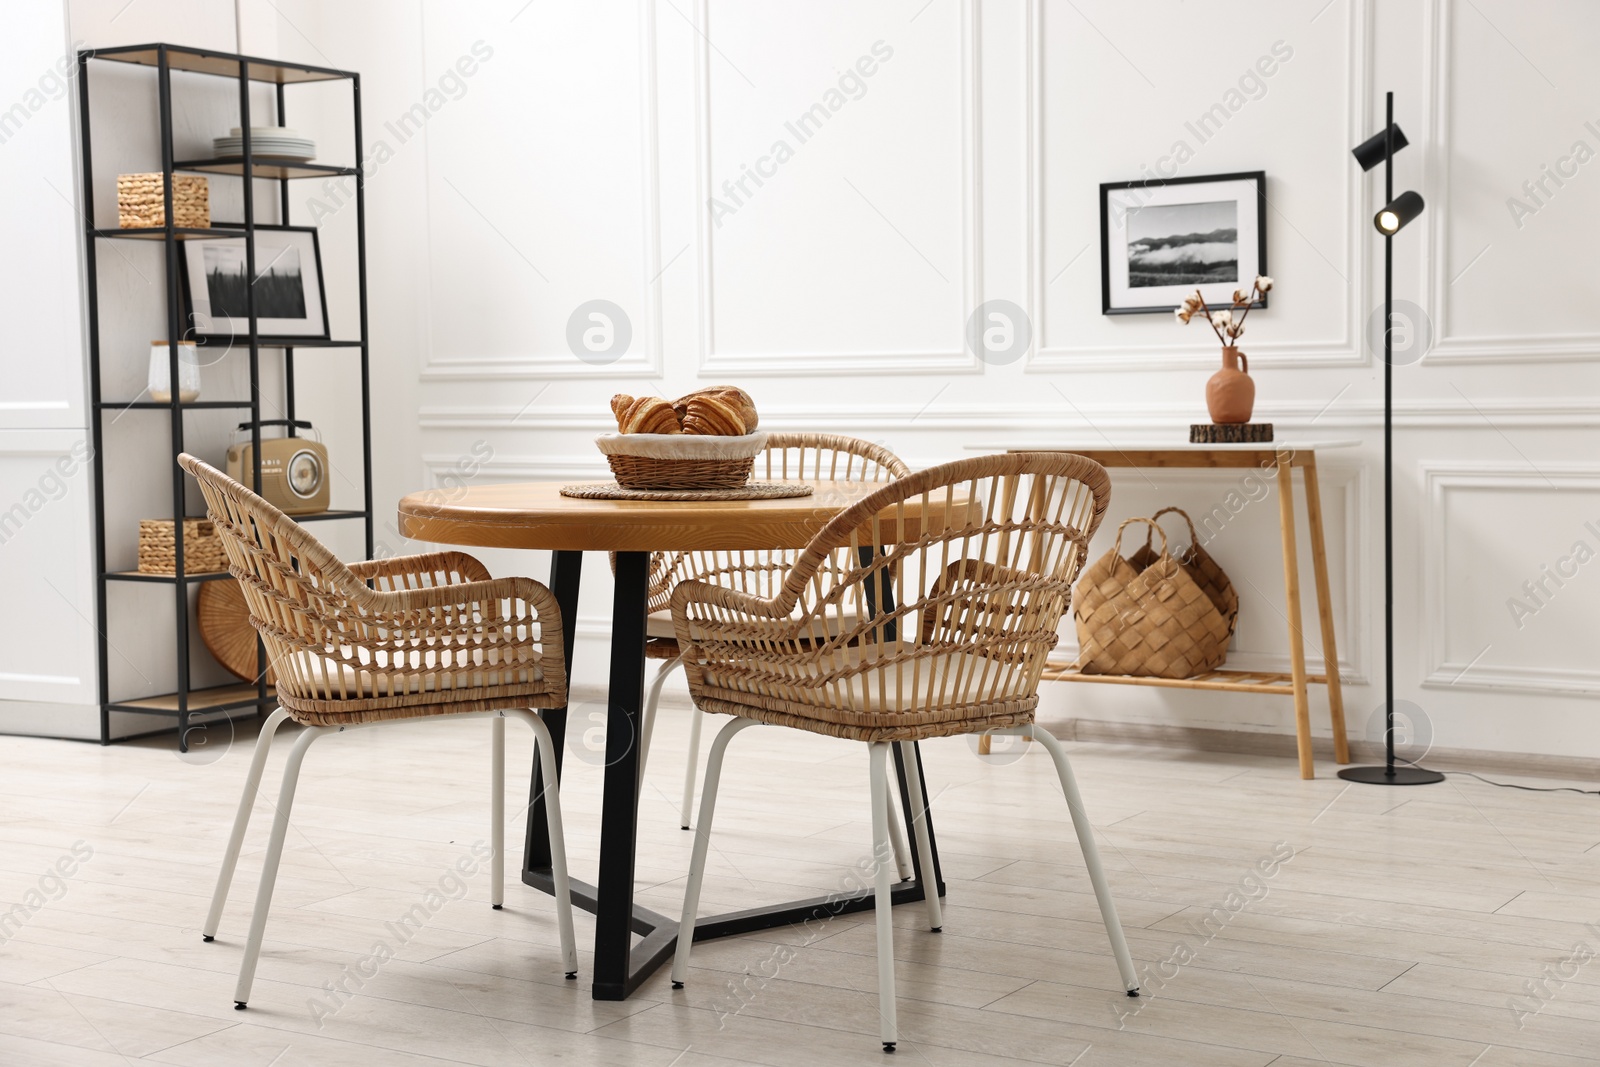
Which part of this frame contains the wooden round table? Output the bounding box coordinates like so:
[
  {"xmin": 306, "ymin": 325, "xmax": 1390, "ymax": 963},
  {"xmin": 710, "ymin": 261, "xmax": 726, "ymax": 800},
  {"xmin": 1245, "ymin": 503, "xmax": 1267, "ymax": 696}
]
[
  {"xmin": 397, "ymin": 480, "xmax": 958, "ymax": 1001},
  {"xmin": 396, "ymin": 479, "xmax": 955, "ymax": 552}
]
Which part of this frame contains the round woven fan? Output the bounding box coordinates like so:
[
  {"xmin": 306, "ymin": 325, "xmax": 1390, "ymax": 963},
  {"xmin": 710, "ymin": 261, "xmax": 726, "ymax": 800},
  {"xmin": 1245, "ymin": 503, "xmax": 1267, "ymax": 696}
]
[{"xmin": 198, "ymin": 579, "xmax": 274, "ymax": 684}]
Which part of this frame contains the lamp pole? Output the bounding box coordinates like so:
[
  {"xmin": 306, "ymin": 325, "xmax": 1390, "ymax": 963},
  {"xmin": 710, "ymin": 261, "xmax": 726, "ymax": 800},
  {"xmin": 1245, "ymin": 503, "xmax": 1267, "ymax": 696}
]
[
  {"xmin": 1339, "ymin": 91, "xmax": 1444, "ymax": 786},
  {"xmin": 1383, "ymin": 89, "xmax": 1395, "ymax": 774}
]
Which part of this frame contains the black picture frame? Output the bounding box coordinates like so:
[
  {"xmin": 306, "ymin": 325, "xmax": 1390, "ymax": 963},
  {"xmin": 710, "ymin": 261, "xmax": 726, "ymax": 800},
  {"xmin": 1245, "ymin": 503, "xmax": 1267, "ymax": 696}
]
[
  {"xmin": 1099, "ymin": 170, "xmax": 1267, "ymax": 316},
  {"xmin": 180, "ymin": 223, "xmax": 330, "ymax": 340}
]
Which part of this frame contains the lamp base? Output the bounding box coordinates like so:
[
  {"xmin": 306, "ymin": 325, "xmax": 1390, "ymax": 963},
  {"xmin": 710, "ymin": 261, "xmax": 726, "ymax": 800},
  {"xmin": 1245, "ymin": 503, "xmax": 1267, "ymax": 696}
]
[{"xmin": 1337, "ymin": 765, "xmax": 1445, "ymax": 786}]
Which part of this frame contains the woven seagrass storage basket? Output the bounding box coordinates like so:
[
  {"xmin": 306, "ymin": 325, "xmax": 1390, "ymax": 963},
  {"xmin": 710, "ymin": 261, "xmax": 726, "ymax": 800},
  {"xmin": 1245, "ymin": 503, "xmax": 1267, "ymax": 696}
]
[
  {"xmin": 137, "ymin": 518, "xmax": 227, "ymax": 576},
  {"xmin": 117, "ymin": 173, "xmax": 210, "ymax": 229},
  {"xmin": 1126, "ymin": 506, "xmax": 1239, "ymax": 640},
  {"xmin": 595, "ymin": 432, "xmax": 766, "ymax": 490},
  {"xmin": 1073, "ymin": 517, "xmax": 1232, "ymax": 679}
]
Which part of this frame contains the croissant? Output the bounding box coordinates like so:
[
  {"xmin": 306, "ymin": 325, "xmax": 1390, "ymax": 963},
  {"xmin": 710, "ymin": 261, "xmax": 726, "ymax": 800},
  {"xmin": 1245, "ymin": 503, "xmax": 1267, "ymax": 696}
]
[
  {"xmin": 674, "ymin": 386, "xmax": 758, "ymax": 432},
  {"xmin": 612, "ymin": 394, "xmax": 682, "ymax": 434},
  {"xmin": 680, "ymin": 393, "xmax": 748, "ymax": 436}
]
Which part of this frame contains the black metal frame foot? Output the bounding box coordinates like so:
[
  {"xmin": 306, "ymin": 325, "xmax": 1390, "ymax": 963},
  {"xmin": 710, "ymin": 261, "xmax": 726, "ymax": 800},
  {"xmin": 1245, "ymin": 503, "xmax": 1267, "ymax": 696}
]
[
  {"xmin": 883, "ymin": 1042, "xmax": 896, "ymax": 1053},
  {"xmin": 202, "ymin": 935, "xmax": 214, "ymax": 942},
  {"xmin": 234, "ymin": 1002, "xmax": 247, "ymax": 1010}
]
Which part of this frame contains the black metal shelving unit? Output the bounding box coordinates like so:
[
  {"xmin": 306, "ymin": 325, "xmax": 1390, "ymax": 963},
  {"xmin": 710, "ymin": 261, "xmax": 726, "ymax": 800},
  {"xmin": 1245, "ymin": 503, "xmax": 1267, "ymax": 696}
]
[{"xmin": 77, "ymin": 44, "xmax": 374, "ymax": 750}]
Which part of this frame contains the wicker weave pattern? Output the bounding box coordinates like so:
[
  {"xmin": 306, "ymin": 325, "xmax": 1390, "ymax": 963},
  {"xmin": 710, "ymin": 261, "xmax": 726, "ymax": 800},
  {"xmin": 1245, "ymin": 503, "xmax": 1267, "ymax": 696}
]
[
  {"xmin": 138, "ymin": 518, "xmax": 227, "ymax": 575},
  {"xmin": 117, "ymin": 173, "xmax": 209, "ymax": 229},
  {"xmin": 1074, "ymin": 518, "xmax": 1231, "ymax": 679},
  {"xmin": 606, "ymin": 454, "xmax": 755, "ymax": 490},
  {"xmin": 624, "ymin": 434, "xmax": 910, "ymax": 659},
  {"xmin": 638, "ymin": 434, "xmax": 912, "ymax": 615},
  {"xmin": 670, "ymin": 453, "xmax": 1110, "ymax": 741},
  {"xmin": 1127, "ymin": 506, "xmax": 1239, "ymax": 639},
  {"xmin": 178, "ymin": 454, "xmax": 567, "ymax": 726}
]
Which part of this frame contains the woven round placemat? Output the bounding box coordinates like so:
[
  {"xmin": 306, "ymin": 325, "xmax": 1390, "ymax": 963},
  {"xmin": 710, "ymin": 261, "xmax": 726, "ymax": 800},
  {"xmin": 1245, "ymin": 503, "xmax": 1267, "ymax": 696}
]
[{"xmin": 560, "ymin": 480, "xmax": 814, "ymax": 502}]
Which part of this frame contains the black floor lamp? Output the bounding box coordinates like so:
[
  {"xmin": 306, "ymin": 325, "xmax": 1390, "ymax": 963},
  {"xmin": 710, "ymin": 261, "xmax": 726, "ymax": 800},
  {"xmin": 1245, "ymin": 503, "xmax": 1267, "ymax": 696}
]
[{"xmin": 1338, "ymin": 92, "xmax": 1444, "ymax": 787}]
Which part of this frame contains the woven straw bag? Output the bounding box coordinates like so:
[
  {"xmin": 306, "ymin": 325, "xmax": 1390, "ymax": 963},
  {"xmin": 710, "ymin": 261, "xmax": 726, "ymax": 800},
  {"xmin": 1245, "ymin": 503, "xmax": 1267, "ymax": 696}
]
[
  {"xmin": 1073, "ymin": 517, "xmax": 1231, "ymax": 678},
  {"xmin": 1126, "ymin": 506, "xmax": 1239, "ymax": 640}
]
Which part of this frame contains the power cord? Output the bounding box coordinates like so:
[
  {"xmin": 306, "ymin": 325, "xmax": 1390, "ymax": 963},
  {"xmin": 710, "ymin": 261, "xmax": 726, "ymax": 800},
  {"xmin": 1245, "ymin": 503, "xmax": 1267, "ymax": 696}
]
[{"xmin": 1444, "ymin": 770, "xmax": 1600, "ymax": 797}]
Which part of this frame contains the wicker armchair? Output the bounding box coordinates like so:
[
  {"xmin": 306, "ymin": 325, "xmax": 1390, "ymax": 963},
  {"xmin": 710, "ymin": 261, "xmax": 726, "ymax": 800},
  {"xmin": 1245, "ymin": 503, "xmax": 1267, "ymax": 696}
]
[
  {"xmin": 667, "ymin": 452, "xmax": 1141, "ymax": 1052},
  {"xmin": 177, "ymin": 455, "xmax": 577, "ymax": 1010},
  {"xmin": 634, "ymin": 433, "xmax": 911, "ymax": 831}
]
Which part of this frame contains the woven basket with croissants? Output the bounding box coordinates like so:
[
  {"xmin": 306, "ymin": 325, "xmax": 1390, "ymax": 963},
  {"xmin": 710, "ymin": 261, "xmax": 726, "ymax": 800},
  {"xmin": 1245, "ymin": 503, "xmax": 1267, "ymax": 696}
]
[{"xmin": 598, "ymin": 386, "xmax": 764, "ymax": 489}]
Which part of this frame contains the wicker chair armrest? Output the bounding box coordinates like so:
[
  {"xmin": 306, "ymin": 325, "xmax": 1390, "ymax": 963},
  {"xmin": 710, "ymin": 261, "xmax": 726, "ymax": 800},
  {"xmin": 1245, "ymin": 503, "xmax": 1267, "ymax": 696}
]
[
  {"xmin": 347, "ymin": 551, "xmax": 492, "ymax": 587},
  {"xmin": 669, "ymin": 577, "xmax": 786, "ymax": 624}
]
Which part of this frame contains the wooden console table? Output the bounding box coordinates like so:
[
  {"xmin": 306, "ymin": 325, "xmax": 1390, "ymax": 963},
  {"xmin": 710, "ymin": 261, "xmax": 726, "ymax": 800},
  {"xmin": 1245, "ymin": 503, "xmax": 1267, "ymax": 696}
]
[{"xmin": 973, "ymin": 441, "xmax": 1354, "ymax": 779}]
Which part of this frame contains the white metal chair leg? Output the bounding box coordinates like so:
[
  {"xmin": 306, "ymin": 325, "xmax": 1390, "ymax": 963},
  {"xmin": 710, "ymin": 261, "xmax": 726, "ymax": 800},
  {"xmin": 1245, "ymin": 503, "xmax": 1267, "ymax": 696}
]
[
  {"xmin": 868, "ymin": 741, "xmax": 899, "ymax": 1052},
  {"xmin": 1025, "ymin": 726, "xmax": 1140, "ymax": 995},
  {"xmin": 511, "ymin": 709, "xmax": 578, "ymax": 976},
  {"xmin": 676, "ymin": 669, "xmax": 708, "ymax": 831},
  {"xmin": 491, "ymin": 714, "xmax": 505, "ymax": 909},
  {"xmin": 895, "ymin": 741, "xmax": 941, "ymax": 930},
  {"xmin": 234, "ymin": 722, "xmax": 333, "ymax": 1007},
  {"xmin": 884, "ymin": 777, "xmax": 913, "ymax": 882},
  {"xmin": 203, "ymin": 706, "xmax": 292, "ymax": 942},
  {"xmin": 671, "ymin": 716, "xmax": 759, "ymax": 986},
  {"xmin": 638, "ymin": 654, "xmax": 681, "ymax": 800}
]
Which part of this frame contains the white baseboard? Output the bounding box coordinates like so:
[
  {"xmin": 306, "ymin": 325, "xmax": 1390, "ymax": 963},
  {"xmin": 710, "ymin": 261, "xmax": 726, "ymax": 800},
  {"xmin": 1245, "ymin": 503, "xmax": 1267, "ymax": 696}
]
[{"xmin": 1041, "ymin": 716, "xmax": 1600, "ymax": 783}]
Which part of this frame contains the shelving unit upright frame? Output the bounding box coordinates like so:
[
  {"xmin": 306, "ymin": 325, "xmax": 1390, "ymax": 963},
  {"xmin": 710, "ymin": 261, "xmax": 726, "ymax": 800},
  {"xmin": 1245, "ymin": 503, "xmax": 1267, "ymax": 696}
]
[{"xmin": 76, "ymin": 43, "xmax": 374, "ymax": 750}]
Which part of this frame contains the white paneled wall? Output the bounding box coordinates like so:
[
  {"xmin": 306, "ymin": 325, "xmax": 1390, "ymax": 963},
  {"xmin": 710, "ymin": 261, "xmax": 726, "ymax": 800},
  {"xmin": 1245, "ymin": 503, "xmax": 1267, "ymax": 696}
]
[
  {"xmin": 396, "ymin": 0, "xmax": 1600, "ymax": 762},
  {"xmin": 0, "ymin": 3, "xmax": 99, "ymax": 739},
  {"xmin": 7, "ymin": 0, "xmax": 1599, "ymax": 761}
]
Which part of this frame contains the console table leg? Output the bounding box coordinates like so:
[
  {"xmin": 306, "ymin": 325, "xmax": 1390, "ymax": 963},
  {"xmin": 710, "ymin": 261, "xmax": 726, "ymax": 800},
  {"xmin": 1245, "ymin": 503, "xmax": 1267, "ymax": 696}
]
[
  {"xmin": 1277, "ymin": 458, "xmax": 1314, "ymax": 779},
  {"xmin": 1302, "ymin": 458, "xmax": 1350, "ymax": 764}
]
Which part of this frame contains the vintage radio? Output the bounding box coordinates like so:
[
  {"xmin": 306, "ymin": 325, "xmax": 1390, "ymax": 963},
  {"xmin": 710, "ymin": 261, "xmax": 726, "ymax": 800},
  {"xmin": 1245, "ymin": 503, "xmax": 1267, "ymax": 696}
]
[{"xmin": 225, "ymin": 420, "xmax": 329, "ymax": 515}]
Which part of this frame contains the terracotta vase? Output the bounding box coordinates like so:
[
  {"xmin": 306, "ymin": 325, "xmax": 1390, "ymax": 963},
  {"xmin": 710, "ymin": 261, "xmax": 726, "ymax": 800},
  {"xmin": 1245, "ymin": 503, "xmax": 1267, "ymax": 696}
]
[{"xmin": 1206, "ymin": 346, "xmax": 1255, "ymax": 424}]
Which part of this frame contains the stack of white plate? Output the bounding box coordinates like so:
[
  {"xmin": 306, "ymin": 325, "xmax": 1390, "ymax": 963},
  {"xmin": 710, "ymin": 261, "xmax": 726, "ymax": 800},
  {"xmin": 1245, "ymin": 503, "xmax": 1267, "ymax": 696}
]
[{"xmin": 213, "ymin": 126, "xmax": 316, "ymax": 162}]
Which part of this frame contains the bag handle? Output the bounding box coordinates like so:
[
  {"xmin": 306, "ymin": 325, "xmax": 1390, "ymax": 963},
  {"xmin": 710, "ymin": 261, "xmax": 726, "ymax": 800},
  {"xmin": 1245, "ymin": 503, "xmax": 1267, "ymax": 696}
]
[
  {"xmin": 1113, "ymin": 517, "xmax": 1169, "ymax": 562},
  {"xmin": 1142, "ymin": 507, "xmax": 1201, "ymax": 556}
]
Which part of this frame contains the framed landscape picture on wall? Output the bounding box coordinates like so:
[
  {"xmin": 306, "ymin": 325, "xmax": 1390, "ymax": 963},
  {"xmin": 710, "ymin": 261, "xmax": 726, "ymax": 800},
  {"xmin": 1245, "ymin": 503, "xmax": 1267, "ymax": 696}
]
[
  {"xmin": 181, "ymin": 225, "xmax": 329, "ymax": 339},
  {"xmin": 1100, "ymin": 171, "xmax": 1267, "ymax": 315}
]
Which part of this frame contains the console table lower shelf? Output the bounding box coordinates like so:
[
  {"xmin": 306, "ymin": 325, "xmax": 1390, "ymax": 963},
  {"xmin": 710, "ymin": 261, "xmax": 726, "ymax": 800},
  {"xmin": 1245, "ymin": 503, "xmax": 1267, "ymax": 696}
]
[{"xmin": 1039, "ymin": 662, "xmax": 1329, "ymax": 695}]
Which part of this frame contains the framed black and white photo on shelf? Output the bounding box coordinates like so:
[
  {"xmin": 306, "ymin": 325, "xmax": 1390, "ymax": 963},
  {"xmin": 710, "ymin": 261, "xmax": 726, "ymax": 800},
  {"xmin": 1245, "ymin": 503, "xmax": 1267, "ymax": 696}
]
[
  {"xmin": 1100, "ymin": 171, "xmax": 1267, "ymax": 316},
  {"xmin": 181, "ymin": 224, "xmax": 329, "ymax": 339}
]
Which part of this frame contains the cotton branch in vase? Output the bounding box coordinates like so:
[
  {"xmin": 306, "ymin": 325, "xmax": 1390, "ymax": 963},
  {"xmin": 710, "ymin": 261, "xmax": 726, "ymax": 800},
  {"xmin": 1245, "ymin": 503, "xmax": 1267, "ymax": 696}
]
[{"xmin": 1174, "ymin": 275, "xmax": 1273, "ymax": 350}]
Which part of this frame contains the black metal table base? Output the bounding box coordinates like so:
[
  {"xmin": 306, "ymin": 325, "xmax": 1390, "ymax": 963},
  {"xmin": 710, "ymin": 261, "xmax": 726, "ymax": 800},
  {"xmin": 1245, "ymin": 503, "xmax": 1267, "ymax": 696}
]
[
  {"xmin": 522, "ymin": 869, "xmax": 943, "ymax": 1001},
  {"xmin": 522, "ymin": 549, "xmax": 948, "ymax": 1001}
]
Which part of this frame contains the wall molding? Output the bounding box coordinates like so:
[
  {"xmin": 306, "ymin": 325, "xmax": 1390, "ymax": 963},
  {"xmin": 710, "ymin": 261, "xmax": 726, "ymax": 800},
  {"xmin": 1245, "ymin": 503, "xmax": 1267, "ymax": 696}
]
[
  {"xmin": 419, "ymin": 396, "xmax": 1600, "ymax": 433},
  {"xmin": 419, "ymin": 0, "xmax": 665, "ymax": 382},
  {"xmin": 1421, "ymin": 0, "xmax": 1600, "ymax": 365},
  {"xmin": 1025, "ymin": 0, "xmax": 1372, "ymax": 371},
  {"xmin": 1422, "ymin": 463, "xmax": 1600, "ymax": 695},
  {"xmin": 691, "ymin": 0, "xmax": 983, "ymax": 377}
]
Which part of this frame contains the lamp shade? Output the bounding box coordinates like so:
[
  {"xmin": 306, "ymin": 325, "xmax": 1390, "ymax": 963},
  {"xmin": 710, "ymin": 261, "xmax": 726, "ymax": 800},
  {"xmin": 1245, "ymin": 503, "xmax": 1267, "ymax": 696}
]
[
  {"xmin": 1352, "ymin": 123, "xmax": 1410, "ymax": 171},
  {"xmin": 1375, "ymin": 190, "xmax": 1425, "ymax": 234}
]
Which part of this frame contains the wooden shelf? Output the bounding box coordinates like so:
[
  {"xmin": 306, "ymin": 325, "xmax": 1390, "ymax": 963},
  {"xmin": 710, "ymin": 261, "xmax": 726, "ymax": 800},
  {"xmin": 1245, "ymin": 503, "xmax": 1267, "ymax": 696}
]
[
  {"xmin": 104, "ymin": 570, "xmax": 231, "ymax": 584},
  {"xmin": 97, "ymin": 399, "xmax": 257, "ymax": 410},
  {"xmin": 85, "ymin": 44, "xmax": 352, "ymax": 84},
  {"xmin": 175, "ymin": 158, "xmax": 357, "ymax": 180},
  {"xmin": 92, "ymin": 226, "xmax": 244, "ymax": 241},
  {"xmin": 190, "ymin": 336, "xmax": 363, "ymax": 349},
  {"xmin": 1041, "ymin": 661, "xmax": 1330, "ymax": 695},
  {"xmin": 109, "ymin": 683, "xmax": 274, "ymax": 716}
]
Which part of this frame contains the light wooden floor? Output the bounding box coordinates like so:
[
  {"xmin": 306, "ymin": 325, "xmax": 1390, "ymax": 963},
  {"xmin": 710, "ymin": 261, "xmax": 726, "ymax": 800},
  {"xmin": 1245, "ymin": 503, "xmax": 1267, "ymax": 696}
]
[{"xmin": 2, "ymin": 708, "xmax": 1599, "ymax": 1066}]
